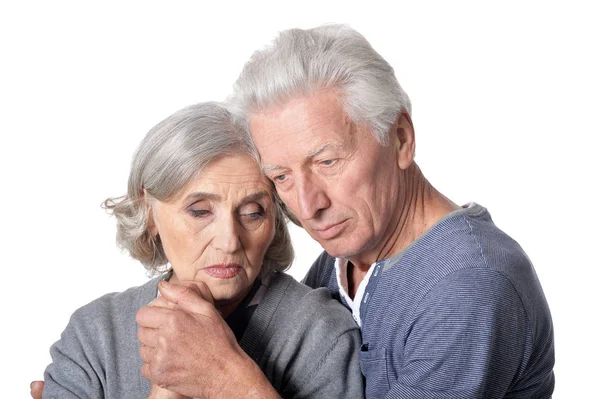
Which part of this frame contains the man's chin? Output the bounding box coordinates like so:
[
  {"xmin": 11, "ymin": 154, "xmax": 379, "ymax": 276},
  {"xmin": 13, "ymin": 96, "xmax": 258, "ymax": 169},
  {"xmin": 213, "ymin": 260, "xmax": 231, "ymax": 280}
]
[
  {"xmin": 319, "ymin": 240, "xmax": 362, "ymax": 259},
  {"xmin": 318, "ymin": 234, "xmax": 378, "ymax": 261}
]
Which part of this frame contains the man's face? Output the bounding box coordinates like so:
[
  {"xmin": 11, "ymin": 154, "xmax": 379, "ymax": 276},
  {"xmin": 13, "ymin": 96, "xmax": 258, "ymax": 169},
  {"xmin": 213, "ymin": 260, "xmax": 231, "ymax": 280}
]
[{"xmin": 250, "ymin": 89, "xmax": 408, "ymax": 261}]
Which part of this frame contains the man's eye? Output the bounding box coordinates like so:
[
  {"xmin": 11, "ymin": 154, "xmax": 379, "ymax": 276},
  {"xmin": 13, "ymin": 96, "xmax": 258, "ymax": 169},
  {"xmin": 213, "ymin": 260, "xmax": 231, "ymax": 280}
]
[
  {"xmin": 321, "ymin": 159, "xmax": 334, "ymax": 166},
  {"xmin": 274, "ymin": 174, "xmax": 287, "ymax": 182}
]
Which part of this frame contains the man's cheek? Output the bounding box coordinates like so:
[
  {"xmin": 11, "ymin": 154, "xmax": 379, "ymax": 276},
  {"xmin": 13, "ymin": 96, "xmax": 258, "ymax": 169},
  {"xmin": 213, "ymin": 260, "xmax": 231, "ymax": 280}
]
[{"xmin": 278, "ymin": 192, "xmax": 296, "ymax": 212}]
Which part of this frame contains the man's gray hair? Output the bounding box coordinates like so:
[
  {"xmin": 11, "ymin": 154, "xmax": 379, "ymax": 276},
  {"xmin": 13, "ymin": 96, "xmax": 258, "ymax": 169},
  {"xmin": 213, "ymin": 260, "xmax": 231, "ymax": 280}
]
[
  {"xmin": 232, "ymin": 24, "xmax": 411, "ymax": 145},
  {"xmin": 103, "ymin": 102, "xmax": 294, "ymax": 275}
]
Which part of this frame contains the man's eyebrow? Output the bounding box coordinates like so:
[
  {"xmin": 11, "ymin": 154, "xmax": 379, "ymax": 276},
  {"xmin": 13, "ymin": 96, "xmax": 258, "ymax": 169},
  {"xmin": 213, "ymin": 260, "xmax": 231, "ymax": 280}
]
[
  {"xmin": 262, "ymin": 164, "xmax": 284, "ymax": 173},
  {"xmin": 261, "ymin": 142, "xmax": 340, "ymax": 173},
  {"xmin": 305, "ymin": 142, "xmax": 337, "ymax": 159}
]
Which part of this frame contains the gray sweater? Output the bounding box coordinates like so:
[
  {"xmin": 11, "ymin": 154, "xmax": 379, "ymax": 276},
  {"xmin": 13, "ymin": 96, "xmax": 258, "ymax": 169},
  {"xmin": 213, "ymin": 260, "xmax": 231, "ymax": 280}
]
[{"xmin": 43, "ymin": 272, "xmax": 364, "ymax": 398}]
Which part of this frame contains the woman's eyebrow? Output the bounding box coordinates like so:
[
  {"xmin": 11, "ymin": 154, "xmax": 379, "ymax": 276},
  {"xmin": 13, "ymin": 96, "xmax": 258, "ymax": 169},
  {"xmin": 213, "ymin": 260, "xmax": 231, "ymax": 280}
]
[
  {"xmin": 240, "ymin": 191, "xmax": 270, "ymax": 204},
  {"xmin": 184, "ymin": 192, "xmax": 220, "ymax": 201},
  {"xmin": 184, "ymin": 191, "xmax": 270, "ymax": 203}
]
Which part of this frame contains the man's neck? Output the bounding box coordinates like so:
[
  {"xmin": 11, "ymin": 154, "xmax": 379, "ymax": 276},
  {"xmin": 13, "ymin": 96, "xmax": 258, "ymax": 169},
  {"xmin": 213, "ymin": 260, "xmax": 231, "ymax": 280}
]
[
  {"xmin": 346, "ymin": 261, "xmax": 370, "ymax": 299},
  {"xmin": 348, "ymin": 163, "xmax": 459, "ymax": 274}
]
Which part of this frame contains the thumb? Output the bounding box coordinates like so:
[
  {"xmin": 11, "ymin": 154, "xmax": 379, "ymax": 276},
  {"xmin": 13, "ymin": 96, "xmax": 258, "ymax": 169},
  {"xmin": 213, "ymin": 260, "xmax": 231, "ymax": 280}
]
[
  {"xmin": 157, "ymin": 280, "xmax": 215, "ymax": 314},
  {"xmin": 168, "ymin": 280, "xmax": 215, "ymax": 305}
]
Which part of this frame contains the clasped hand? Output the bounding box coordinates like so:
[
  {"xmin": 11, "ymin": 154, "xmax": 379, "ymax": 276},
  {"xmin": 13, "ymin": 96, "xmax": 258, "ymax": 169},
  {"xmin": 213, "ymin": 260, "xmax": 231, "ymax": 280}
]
[{"xmin": 136, "ymin": 280, "xmax": 239, "ymax": 399}]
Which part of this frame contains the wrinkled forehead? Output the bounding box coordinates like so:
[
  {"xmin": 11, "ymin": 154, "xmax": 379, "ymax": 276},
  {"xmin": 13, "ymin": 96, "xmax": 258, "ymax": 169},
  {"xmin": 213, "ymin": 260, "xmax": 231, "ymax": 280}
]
[
  {"xmin": 248, "ymin": 90, "xmax": 356, "ymax": 161},
  {"xmin": 173, "ymin": 154, "xmax": 274, "ymax": 202}
]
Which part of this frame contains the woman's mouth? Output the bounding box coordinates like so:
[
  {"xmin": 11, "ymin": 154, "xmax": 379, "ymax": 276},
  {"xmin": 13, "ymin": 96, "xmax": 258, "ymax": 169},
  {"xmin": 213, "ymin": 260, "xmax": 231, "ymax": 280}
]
[{"xmin": 202, "ymin": 263, "xmax": 243, "ymax": 279}]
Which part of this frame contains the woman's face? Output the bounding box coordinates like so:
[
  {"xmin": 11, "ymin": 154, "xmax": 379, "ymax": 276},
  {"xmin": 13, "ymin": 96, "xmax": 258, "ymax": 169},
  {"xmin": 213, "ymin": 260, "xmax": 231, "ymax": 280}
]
[{"xmin": 149, "ymin": 154, "xmax": 276, "ymax": 312}]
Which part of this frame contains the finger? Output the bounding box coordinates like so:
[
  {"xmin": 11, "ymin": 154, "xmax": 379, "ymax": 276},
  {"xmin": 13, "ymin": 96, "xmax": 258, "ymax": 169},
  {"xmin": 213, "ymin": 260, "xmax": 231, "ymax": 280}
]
[
  {"xmin": 137, "ymin": 326, "xmax": 159, "ymax": 347},
  {"xmin": 175, "ymin": 280, "xmax": 215, "ymax": 305},
  {"xmin": 150, "ymin": 295, "xmax": 179, "ymax": 310},
  {"xmin": 141, "ymin": 361, "xmax": 152, "ymax": 381},
  {"xmin": 30, "ymin": 381, "xmax": 44, "ymax": 399},
  {"xmin": 140, "ymin": 344, "xmax": 156, "ymax": 364},
  {"xmin": 136, "ymin": 305, "xmax": 173, "ymax": 328},
  {"xmin": 159, "ymin": 280, "xmax": 214, "ymax": 305},
  {"xmin": 149, "ymin": 384, "xmax": 187, "ymax": 399},
  {"xmin": 141, "ymin": 362, "xmax": 166, "ymax": 389},
  {"xmin": 158, "ymin": 281, "xmax": 216, "ymax": 316}
]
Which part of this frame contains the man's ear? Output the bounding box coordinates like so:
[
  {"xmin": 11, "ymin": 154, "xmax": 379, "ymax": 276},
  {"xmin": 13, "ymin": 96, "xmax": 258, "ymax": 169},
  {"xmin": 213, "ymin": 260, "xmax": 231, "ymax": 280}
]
[{"xmin": 392, "ymin": 111, "xmax": 416, "ymax": 170}]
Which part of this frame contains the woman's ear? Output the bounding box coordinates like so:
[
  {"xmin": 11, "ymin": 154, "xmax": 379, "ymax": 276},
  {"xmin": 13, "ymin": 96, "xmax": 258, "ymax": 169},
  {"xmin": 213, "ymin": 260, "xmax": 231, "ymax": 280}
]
[{"xmin": 143, "ymin": 189, "xmax": 158, "ymax": 238}]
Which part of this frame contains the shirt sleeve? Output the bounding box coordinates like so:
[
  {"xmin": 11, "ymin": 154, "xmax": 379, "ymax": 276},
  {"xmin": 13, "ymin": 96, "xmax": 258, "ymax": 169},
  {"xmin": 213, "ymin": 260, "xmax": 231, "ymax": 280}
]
[
  {"xmin": 288, "ymin": 328, "xmax": 365, "ymax": 399},
  {"xmin": 383, "ymin": 268, "xmax": 530, "ymax": 399},
  {"xmin": 43, "ymin": 307, "xmax": 106, "ymax": 399}
]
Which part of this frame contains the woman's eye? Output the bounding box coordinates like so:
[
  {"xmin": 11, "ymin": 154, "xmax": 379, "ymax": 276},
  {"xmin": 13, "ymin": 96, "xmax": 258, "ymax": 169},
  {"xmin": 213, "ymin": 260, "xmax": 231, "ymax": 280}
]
[
  {"xmin": 240, "ymin": 203, "xmax": 265, "ymax": 221},
  {"xmin": 189, "ymin": 209, "xmax": 210, "ymax": 217},
  {"xmin": 247, "ymin": 212, "xmax": 264, "ymax": 220}
]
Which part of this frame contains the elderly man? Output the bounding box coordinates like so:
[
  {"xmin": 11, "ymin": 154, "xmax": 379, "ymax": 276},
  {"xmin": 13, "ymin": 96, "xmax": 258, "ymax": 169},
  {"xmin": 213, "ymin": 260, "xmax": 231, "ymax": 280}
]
[
  {"xmin": 229, "ymin": 25, "xmax": 555, "ymax": 398},
  {"xmin": 32, "ymin": 25, "xmax": 554, "ymax": 399}
]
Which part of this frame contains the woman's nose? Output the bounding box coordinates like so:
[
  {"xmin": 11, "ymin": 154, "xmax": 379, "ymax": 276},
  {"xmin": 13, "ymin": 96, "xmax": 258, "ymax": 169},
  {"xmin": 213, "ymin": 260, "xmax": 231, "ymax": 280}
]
[{"xmin": 212, "ymin": 217, "xmax": 242, "ymax": 254}]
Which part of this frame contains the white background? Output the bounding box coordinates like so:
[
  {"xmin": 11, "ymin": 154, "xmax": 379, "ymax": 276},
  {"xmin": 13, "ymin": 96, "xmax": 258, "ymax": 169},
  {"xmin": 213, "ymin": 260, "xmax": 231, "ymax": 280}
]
[{"xmin": 1, "ymin": 1, "xmax": 598, "ymax": 397}]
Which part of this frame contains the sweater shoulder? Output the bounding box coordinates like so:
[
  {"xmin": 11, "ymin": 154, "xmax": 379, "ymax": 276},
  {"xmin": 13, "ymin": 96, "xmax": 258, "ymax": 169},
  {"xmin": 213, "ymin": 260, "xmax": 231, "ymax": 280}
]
[
  {"xmin": 302, "ymin": 251, "xmax": 335, "ymax": 289},
  {"xmin": 44, "ymin": 278, "xmax": 158, "ymax": 398},
  {"xmin": 69, "ymin": 277, "xmax": 159, "ymax": 327},
  {"xmin": 272, "ymin": 273, "xmax": 358, "ymax": 335},
  {"xmin": 251, "ymin": 273, "xmax": 363, "ymax": 398}
]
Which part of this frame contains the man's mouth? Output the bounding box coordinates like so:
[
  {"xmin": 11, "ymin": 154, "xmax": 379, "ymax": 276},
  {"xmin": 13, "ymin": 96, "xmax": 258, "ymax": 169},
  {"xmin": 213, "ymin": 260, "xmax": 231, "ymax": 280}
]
[{"xmin": 312, "ymin": 220, "xmax": 348, "ymax": 240}]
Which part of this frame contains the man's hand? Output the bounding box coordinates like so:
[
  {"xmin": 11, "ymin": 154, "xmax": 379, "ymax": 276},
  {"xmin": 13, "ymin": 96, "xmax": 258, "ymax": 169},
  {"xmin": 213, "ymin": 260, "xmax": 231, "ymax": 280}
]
[
  {"xmin": 30, "ymin": 381, "xmax": 43, "ymax": 399},
  {"xmin": 148, "ymin": 383, "xmax": 189, "ymax": 399},
  {"xmin": 136, "ymin": 280, "xmax": 278, "ymax": 399}
]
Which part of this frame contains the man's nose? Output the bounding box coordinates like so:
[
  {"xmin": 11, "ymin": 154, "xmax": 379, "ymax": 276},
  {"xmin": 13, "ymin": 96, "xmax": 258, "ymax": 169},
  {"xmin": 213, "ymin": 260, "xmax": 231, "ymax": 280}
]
[
  {"xmin": 295, "ymin": 174, "xmax": 330, "ymax": 220},
  {"xmin": 213, "ymin": 216, "xmax": 242, "ymax": 254}
]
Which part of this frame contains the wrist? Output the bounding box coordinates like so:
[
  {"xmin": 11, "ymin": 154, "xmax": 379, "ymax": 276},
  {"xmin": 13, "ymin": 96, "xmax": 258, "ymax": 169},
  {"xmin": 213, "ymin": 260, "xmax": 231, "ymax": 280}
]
[{"xmin": 209, "ymin": 350, "xmax": 279, "ymax": 399}]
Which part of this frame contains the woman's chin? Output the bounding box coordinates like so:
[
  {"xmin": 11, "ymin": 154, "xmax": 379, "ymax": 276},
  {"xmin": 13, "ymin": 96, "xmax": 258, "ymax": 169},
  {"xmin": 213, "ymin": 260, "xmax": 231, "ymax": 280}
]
[
  {"xmin": 210, "ymin": 282, "xmax": 254, "ymax": 312},
  {"xmin": 210, "ymin": 285, "xmax": 246, "ymax": 304}
]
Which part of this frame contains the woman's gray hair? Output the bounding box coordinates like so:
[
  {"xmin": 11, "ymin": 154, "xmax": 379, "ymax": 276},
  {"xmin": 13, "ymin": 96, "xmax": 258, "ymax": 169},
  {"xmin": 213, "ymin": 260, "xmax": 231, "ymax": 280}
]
[
  {"xmin": 103, "ymin": 102, "xmax": 294, "ymax": 276},
  {"xmin": 231, "ymin": 24, "xmax": 411, "ymax": 145}
]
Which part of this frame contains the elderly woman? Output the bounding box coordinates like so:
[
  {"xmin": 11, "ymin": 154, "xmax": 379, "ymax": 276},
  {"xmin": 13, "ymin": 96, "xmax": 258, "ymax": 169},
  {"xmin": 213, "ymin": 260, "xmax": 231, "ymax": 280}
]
[{"xmin": 41, "ymin": 102, "xmax": 363, "ymax": 398}]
